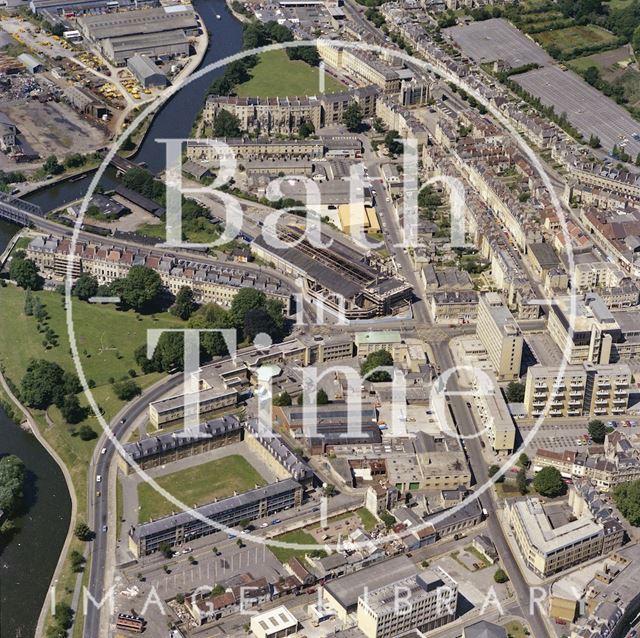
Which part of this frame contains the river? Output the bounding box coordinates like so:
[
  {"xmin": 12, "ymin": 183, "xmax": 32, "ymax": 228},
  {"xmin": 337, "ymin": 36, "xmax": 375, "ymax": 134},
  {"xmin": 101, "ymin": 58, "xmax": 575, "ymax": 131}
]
[
  {"xmin": 4, "ymin": 1, "xmax": 244, "ymax": 634},
  {"xmin": 25, "ymin": 0, "xmax": 244, "ymax": 212},
  {"xmin": 0, "ymin": 220, "xmax": 72, "ymax": 638}
]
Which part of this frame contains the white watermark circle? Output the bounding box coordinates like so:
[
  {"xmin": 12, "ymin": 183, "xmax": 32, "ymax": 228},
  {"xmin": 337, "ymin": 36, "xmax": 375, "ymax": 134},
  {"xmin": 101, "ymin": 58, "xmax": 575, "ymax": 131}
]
[{"xmin": 64, "ymin": 38, "xmax": 579, "ymax": 557}]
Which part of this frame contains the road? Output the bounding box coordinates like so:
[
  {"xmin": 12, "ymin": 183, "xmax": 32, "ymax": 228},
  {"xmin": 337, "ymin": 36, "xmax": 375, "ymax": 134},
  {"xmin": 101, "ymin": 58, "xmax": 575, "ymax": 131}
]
[
  {"xmin": 432, "ymin": 341, "xmax": 549, "ymax": 638},
  {"xmin": 83, "ymin": 372, "xmax": 183, "ymax": 638}
]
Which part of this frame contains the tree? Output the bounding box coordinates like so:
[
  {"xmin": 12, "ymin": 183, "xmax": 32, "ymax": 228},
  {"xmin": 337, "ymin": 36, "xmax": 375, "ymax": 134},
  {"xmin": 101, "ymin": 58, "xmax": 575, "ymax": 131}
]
[
  {"xmin": 533, "ymin": 466, "xmax": 565, "ymax": 498},
  {"xmin": 188, "ymin": 303, "xmax": 233, "ymax": 359},
  {"xmin": 60, "ymin": 393, "xmax": 85, "ymax": 424},
  {"xmin": 343, "ymin": 103, "xmax": 363, "ymax": 132},
  {"xmin": 213, "ymin": 109, "xmax": 242, "ymax": 137},
  {"xmin": 10, "ymin": 257, "xmax": 41, "ymax": 290},
  {"xmin": 43, "ymin": 155, "xmax": 64, "ymax": 175},
  {"xmin": 171, "ymin": 286, "xmax": 196, "ymax": 320},
  {"xmin": 583, "ymin": 65, "xmax": 600, "ymax": 86},
  {"xmin": 77, "ymin": 424, "xmax": 97, "ymax": 441},
  {"xmin": 613, "ymin": 479, "xmax": 640, "ymax": 526},
  {"xmin": 24, "ymin": 289, "xmax": 34, "ymax": 316},
  {"xmin": 516, "ymin": 468, "xmax": 528, "ymax": 495},
  {"xmin": 73, "ymin": 273, "xmax": 99, "ymax": 301},
  {"xmin": 20, "ymin": 359, "xmax": 80, "ymax": 409},
  {"xmin": 230, "ymin": 288, "xmax": 267, "ymax": 327},
  {"xmin": 151, "ymin": 332, "xmax": 185, "ymax": 372},
  {"xmin": 589, "ymin": 134, "xmax": 601, "ymax": 149},
  {"xmin": 118, "ymin": 265, "xmax": 162, "ymax": 312},
  {"xmin": 588, "ymin": 419, "xmax": 607, "ymax": 444},
  {"xmin": 361, "ymin": 349, "xmax": 394, "ymax": 382},
  {"xmin": 632, "ymin": 24, "xmax": 640, "ymax": 54},
  {"xmin": 0, "ymin": 455, "xmax": 25, "ymax": 518},
  {"xmin": 505, "ymin": 381, "xmax": 525, "ymax": 403},
  {"xmin": 273, "ymin": 391, "xmax": 292, "ymax": 407},
  {"xmin": 74, "ymin": 521, "xmax": 93, "ymax": 541},
  {"xmin": 494, "ymin": 568, "xmax": 509, "ymax": 584},
  {"xmin": 244, "ymin": 307, "xmax": 281, "ymax": 341},
  {"xmin": 488, "ymin": 464, "xmax": 504, "ymax": 483},
  {"xmin": 70, "ymin": 549, "xmax": 85, "ymax": 572},
  {"xmin": 158, "ymin": 542, "xmax": 173, "ymax": 559},
  {"xmin": 379, "ymin": 510, "xmax": 395, "ymax": 528},
  {"xmin": 518, "ymin": 453, "xmax": 530, "ymax": 469},
  {"xmin": 317, "ymin": 388, "xmax": 329, "ymax": 405},
  {"xmin": 299, "ymin": 120, "xmax": 316, "ymax": 138},
  {"xmin": 323, "ymin": 483, "xmax": 336, "ymax": 497},
  {"xmin": 175, "ymin": 593, "xmax": 185, "ymax": 605},
  {"xmin": 384, "ymin": 130, "xmax": 403, "ymax": 155},
  {"xmin": 113, "ymin": 379, "xmax": 142, "ymax": 401}
]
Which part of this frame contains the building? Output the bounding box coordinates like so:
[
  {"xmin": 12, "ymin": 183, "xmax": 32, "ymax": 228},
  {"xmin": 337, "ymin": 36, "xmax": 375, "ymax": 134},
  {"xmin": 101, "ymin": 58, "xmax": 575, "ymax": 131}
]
[
  {"xmin": 463, "ymin": 621, "xmax": 507, "ymax": 638},
  {"xmin": 0, "ymin": 112, "xmax": 17, "ymax": 151},
  {"xmin": 187, "ymin": 137, "xmax": 325, "ymax": 162},
  {"xmin": 523, "ymin": 362, "xmax": 632, "ymax": 418},
  {"xmin": 337, "ymin": 203, "xmax": 380, "ymax": 236},
  {"xmin": 354, "ymin": 331, "xmax": 402, "ymax": 357},
  {"xmin": 77, "ymin": 6, "xmax": 197, "ymax": 65},
  {"xmin": 471, "ymin": 370, "xmax": 516, "ymax": 452},
  {"xmin": 118, "ymin": 415, "xmax": 242, "ymax": 475},
  {"xmin": 547, "ymin": 294, "xmax": 621, "ymax": 365},
  {"xmin": 475, "ymin": 292, "xmax": 523, "ymax": 380},
  {"xmin": 533, "ymin": 431, "xmax": 640, "ymax": 491},
  {"xmin": 128, "ymin": 479, "xmax": 303, "ymax": 557},
  {"xmin": 356, "ymin": 568, "xmax": 457, "ymax": 638},
  {"xmin": 26, "ymin": 235, "xmax": 292, "ymax": 314},
  {"xmin": 29, "ymin": 0, "xmax": 156, "ymax": 16},
  {"xmin": 508, "ymin": 488, "xmax": 624, "ymax": 578},
  {"xmin": 203, "ymin": 95, "xmax": 322, "ymax": 137},
  {"xmin": 429, "ymin": 290, "xmax": 478, "ymax": 324},
  {"xmin": 127, "ymin": 54, "xmax": 167, "ymax": 87},
  {"xmin": 250, "ymin": 606, "xmax": 298, "ymax": 638},
  {"xmin": 323, "ymin": 555, "xmax": 417, "ymax": 621},
  {"xmin": 17, "ymin": 52, "xmax": 43, "ymax": 73}
]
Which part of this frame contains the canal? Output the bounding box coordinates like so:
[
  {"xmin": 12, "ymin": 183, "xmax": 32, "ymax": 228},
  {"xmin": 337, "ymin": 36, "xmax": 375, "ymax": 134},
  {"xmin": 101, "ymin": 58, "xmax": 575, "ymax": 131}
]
[
  {"xmin": 3, "ymin": 1, "xmax": 244, "ymax": 634},
  {"xmin": 25, "ymin": 0, "xmax": 244, "ymax": 212}
]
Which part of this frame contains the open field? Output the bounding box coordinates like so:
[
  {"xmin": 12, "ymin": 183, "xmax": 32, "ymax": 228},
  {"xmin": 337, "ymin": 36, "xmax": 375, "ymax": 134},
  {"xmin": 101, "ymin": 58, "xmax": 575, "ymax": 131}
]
[
  {"xmin": 533, "ymin": 24, "xmax": 618, "ymax": 56},
  {"xmin": 568, "ymin": 45, "xmax": 633, "ymax": 78},
  {"xmin": 270, "ymin": 529, "xmax": 325, "ymax": 563},
  {"xmin": 137, "ymin": 455, "xmax": 267, "ymax": 522},
  {"xmin": 0, "ymin": 284, "xmax": 183, "ymax": 387},
  {"xmin": 356, "ymin": 507, "xmax": 378, "ymax": 531},
  {"xmin": 513, "ymin": 65, "xmax": 640, "ymax": 155},
  {"xmin": 503, "ymin": 620, "xmax": 530, "ymax": 638},
  {"xmin": 235, "ymin": 49, "xmax": 344, "ymax": 98},
  {"xmin": 445, "ymin": 19, "xmax": 553, "ymax": 67}
]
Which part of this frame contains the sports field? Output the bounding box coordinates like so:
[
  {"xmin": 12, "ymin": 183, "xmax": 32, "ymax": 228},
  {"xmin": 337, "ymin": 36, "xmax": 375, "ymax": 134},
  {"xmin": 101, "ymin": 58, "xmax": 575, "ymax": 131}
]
[
  {"xmin": 235, "ymin": 49, "xmax": 344, "ymax": 98},
  {"xmin": 137, "ymin": 454, "xmax": 266, "ymax": 522}
]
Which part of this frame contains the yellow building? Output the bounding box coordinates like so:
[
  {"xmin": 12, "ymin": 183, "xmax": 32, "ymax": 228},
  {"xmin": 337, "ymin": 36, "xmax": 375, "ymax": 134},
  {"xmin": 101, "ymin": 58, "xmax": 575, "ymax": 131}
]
[{"xmin": 337, "ymin": 203, "xmax": 380, "ymax": 236}]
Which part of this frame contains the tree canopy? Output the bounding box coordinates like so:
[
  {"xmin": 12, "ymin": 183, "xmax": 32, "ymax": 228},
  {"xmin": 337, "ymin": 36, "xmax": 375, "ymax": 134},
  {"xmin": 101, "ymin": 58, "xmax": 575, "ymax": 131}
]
[
  {"xmin": 343, "ymin": 103, "xmax": 363, "ymax": 132},
  {"xmin": 360, "ymin": 349, "xmax": 394, "ymax": 382},
  {"xmin": 613, "ymin": 479, "xmax": 640, "ymax": 526},
  {"xmin": 10, "ymin": 255, "xmax": 41, "ymax": 290},
  {"xmin": 505, "ymin": 381, "xmax": 525, "ymax": 403},
  {"xmin": 0, "ymin": 455, "xmax": 25, "ymax": 519},
  {"xmin": 20, "ymin": 359, "xmax": 81, "ymax": 410},
  {"xmin": 112, "ymin": 265, "xmax": 162, "ymax": 312},
  {"xmin": 213, "ymin": 109, "xmax": 242, "ymax": 137},
  {"xmin": 588, "ymin": 419, "xmax": 607, "ymax": 444},
  {"xmin": 171, "ymin": 286, "xmax": 197, "ymax": 320},
  {"xmin": 73, "ymin": 273, "xmax": 99, "ymax": 301},
  {"xmin": 533, "ymin": 466, "xmax": 565, "ymax": 498}
]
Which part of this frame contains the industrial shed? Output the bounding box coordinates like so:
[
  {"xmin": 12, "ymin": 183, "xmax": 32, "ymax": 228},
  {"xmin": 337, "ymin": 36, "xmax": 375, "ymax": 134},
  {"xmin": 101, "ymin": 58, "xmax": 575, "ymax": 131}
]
[{"xmin": 127, "ymin": 54, "xmax": 167, "ymax": 88}]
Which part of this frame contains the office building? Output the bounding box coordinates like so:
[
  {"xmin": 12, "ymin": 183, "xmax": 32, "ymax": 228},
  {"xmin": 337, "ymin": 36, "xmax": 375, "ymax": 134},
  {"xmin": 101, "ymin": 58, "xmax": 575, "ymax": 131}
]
[
  {"xmin": 508, "ymin": 488, "xmax": 623, "ymax": 578},
  {"xmin": 475, "ymin": 292, "xmax": 523, "ymax": 380},
  {"xmin": 471, "ymin": 370, "xmax": 516, "ymax": 452},
  {"xmin": 548, "ymin": 294, "xmax": 621, "ymax": 365},
  {"xmin": 356, "ymin": 568, "xmax": 458, "ymax": 638},
  {"xmin": 524, "ymin": 362, "xmax": 631, "ymax": 418}
]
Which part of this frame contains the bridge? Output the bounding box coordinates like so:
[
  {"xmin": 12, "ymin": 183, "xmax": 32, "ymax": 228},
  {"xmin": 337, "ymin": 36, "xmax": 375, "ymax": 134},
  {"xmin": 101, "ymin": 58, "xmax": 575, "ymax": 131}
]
[
  {"xmin": 109, "ymin": 155, "xmax": 147, "ymax": 176},
  {"xmin": 0, "ymin": 191, "xmax": 42, "ymax": 226}
]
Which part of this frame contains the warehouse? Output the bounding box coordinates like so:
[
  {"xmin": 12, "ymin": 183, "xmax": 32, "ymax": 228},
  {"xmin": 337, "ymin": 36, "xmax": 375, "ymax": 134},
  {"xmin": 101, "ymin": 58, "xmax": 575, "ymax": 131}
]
[
  {"xmin": 127, "ymin": 54, "xmax": 167, "ymax": 88},
  {"xmin": 18, "ymin": 53, "xmax": 43, "ymax": 74},
  {"xmin": 103, "ymin": 30, "xmax": 189, "ymax": 65}
]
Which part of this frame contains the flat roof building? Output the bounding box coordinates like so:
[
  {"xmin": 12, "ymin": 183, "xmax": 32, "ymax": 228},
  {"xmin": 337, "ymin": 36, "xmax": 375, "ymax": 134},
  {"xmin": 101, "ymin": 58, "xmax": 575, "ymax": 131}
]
[
  {"xmin": 476, "ymin": 292, "xmax": 522, "ymax": 381},
  {"xmin": 250, "ymin": 606, "xmax": 298, "ymax": 638},
  {"xmin": 471, "ymin": 370, "xmax": 516, "ymax": 452}
]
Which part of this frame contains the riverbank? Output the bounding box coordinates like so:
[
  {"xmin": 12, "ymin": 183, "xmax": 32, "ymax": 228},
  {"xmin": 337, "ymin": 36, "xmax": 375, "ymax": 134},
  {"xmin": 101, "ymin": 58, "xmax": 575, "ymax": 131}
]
[{"xmin": 225, "ymin": 0, "xmax": 252, "ymax": 24}]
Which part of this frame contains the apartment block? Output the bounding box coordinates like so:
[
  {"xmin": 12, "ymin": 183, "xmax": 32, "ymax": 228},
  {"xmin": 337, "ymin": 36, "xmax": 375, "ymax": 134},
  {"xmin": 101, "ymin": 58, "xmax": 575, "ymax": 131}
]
[
  {"xmin": 471, "ymin": 371, "xmax": 516, "ymax": 452},
  {"xmin": 524, "ymin": 362, "xmax": 631, "ymax": 418},
  {"xmin": 547, "ymin": 294, "xmax": 621, "ymax": 365},
  {"xmin": 475, "ymin": 292, "xmax": 523, "ymax": 381},
  {"xmin": 508, "ymin": 488, "xmax": 623, "ymax": 578},
  {"xmin": 356, "ymin": 568, "xmax": 458, "ymax": 638}
]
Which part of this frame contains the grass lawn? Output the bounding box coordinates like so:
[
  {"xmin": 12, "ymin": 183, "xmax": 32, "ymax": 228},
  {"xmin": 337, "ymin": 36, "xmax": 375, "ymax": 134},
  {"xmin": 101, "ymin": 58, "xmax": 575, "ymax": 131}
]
[
  {"xmin": 356, "ymin": 507, "xmax": 378, "ymax": 531},
  {"xmin": 235, "ymin": 49, "xmax": 344, "ymax": 98},
  {"xmin": 270, "ymin": 529, "xmax": 326, "ymax": 563},
  {"xmin": 504, "ymin": 620, "xmax": 530, "ymax": 638},
  {"xmin": 137, "ymin": 217, "xmax": 221, "ymax": 244},
  {"xmin": 0, "ymin": 282, "xmax": 182, "ymax": 635},
  {"xmin": 495, "ymin": 480, "xmax": 525, "ymax": 500},
  {"xmin": 534, "ymin": 25, "xmax": 618, "ymax": 55},
  {"xmin": 137, "ymin": 455, "xmax": 266, "ymax": 522}
]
